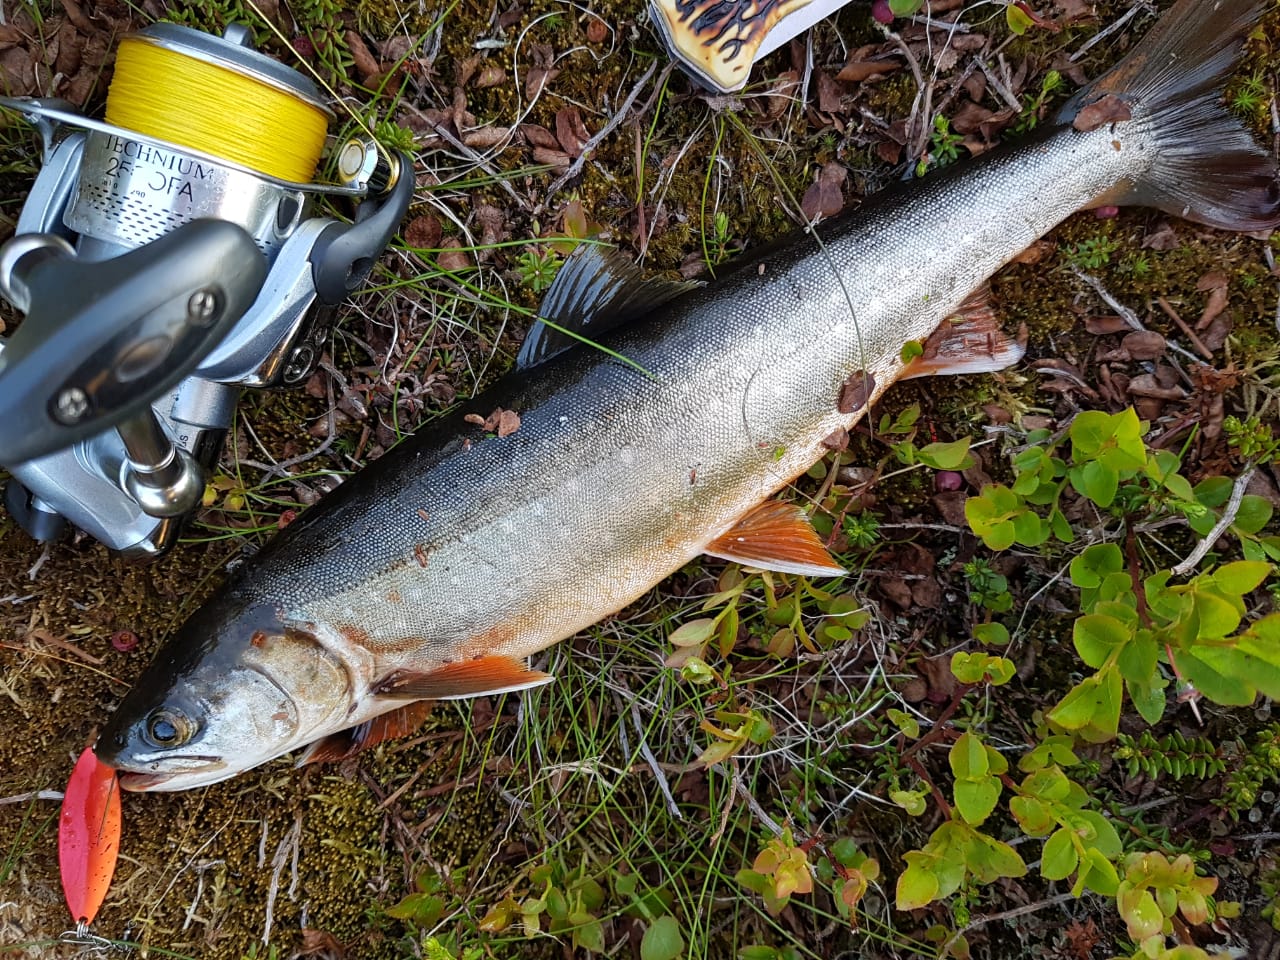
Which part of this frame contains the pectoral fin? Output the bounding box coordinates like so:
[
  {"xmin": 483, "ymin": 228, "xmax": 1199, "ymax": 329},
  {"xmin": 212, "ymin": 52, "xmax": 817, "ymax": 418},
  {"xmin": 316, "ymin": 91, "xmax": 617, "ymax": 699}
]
[
  {"xmin": 373, "ymin": 655, "xmax": 554, "ymax": 700},
  {"xmin": 705, "ymin": 500, "xmax": 846, "ymax": 577},
  {"xmin": 901, "ymin": 285, "xmax": 1025, "ymax": 379},
  {"xmin": 297, "ymin": 700, "xmax": 435, "ymax": 766}
]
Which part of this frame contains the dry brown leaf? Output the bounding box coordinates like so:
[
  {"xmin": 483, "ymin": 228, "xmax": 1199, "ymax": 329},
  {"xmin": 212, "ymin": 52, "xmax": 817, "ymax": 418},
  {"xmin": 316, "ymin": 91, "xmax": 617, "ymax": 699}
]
[
  {"xmin": 555, "ymin": 106, "xmax": 590, "ymax": 157},
  {"xmin": 1121, "ymin": 330, "xmax": 1166, "ymax": 360},
  {"xmin": 437, "ymin": 238, "xmax": 470, "ymax": 272},
  {"xmin": 1073, "ymin": 94, "xmax": 1131, "ymax": 132},
  {"xmin": 519, "ymin": 123, "xmax": 559, "ymax": 150},
  {"xmin": 816, "ymin": 71, "xmax": 844, "ymax": 114},
  {"xmin": 802, "ymin": 162, "xmax": 847, "ymax": 221},
  {"xmin": 1084, "ymin": 314, "xmax": 1130, "ymax": 335},
  {"xmin": 346, "ymin": 30, "xmax": 380, "ymax": 83},
  {"xmin": 403, "ymin": 215, "xmax": 442, "ymax": 249},
  {"xmin": 475, "ymin": 64, "xmax": 506, "ymax": 87}
]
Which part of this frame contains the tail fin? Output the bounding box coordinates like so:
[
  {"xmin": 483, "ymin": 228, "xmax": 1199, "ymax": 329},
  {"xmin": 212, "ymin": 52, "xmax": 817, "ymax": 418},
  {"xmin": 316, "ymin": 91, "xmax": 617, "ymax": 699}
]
[{"xmin": 1060, "ymin": 0, "xmax": 1280, "ymax": 231}]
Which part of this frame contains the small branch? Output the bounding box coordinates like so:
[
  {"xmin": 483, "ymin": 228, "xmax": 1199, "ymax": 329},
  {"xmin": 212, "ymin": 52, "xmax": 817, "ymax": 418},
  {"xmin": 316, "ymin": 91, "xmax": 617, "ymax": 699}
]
[
  {"xmin": 545, "ymin": 61, "xmax": 665, "ymax": 199},
  {"xmin": 904, "ymin": 755, "xmax": 953, "ymax": 820},
  {"xmin": 1170, "ymin": 466, "xmax": 1255, "ymax": 576},
  {"xmin": 1156, "ymin": 297, "xmax": 1213, "ymax": 361},
  {"xmin": 945, "ymin": 891, "xmax": 1077, "ymax": 952},
  {"xmin": 1072, "ymin": 268, "xmax": 1145, "ymax": 331}
]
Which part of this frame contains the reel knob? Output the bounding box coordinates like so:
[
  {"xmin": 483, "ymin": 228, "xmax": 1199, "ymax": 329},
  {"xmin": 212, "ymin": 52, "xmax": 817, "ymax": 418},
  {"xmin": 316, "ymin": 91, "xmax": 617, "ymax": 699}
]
[{"xmin": 0, "ymin": 218, "xmax": 267, "ymax": 463}]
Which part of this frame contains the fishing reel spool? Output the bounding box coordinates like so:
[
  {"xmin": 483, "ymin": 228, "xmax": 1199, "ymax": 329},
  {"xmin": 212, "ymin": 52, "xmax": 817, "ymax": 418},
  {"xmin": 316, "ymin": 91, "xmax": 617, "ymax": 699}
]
[{"xmin": 0, "ymin": 22, "xmax": 413, "ymax": 558}]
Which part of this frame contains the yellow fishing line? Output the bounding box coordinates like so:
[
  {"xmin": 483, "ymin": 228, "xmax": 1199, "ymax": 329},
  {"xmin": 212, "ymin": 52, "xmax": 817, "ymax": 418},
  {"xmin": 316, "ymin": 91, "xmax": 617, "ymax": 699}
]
[{"xmin": 105, "ymin": 37, "xmax": 328, "ymax": 182}]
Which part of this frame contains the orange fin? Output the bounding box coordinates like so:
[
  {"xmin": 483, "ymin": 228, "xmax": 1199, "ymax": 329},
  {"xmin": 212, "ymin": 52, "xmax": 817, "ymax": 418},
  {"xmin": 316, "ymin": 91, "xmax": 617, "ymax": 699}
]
[
  {"xmin": 705, "ymin": 500, "xmax": 846, "ymax": 577},
  {"xmin": 902, "ymin": 285, "xmax": 1025, "ymax": 379},
  {"xmin": 297, "ymin": 701, "xmax": 435, "ymax": 766},
  {"xmin": 373, "ymin": 655, "xmax": 554, "ymax": 700}
]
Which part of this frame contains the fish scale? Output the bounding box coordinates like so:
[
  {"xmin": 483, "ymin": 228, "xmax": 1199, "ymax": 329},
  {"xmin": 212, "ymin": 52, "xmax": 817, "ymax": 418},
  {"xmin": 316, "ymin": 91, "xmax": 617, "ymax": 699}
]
[
  {"xmin": 97, "ymin": 0, "xmax": 1280, "ymax": 790},
  {"xmin": 278, "ymin": 123, "xmax": 1129, "ymax": 661}
]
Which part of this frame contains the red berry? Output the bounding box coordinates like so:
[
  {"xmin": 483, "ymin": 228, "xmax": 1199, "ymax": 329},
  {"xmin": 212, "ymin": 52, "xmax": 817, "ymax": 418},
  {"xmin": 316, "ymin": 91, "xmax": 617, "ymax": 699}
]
[
  {"xmin": 872, "ymin": 0, "xmax": 894, "ymax": 24},
  {"xmin": 1093, "ymin": 205, "xmax": 1120, "ymax": 219},
  {"xmin": 110, "ymin": 631, "xmax": 138, "ymax": 653},
  {"xmin": 935, "ymin": 471, "xmax": 964, "ymax": 492}
]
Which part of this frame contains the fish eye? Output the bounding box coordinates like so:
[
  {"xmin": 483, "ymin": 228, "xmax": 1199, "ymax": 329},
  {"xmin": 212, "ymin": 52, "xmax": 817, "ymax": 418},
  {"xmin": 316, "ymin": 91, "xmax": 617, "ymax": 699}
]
[{"xmin": 145, "ymin": 709, "xmax": 194, "ymax": 748}]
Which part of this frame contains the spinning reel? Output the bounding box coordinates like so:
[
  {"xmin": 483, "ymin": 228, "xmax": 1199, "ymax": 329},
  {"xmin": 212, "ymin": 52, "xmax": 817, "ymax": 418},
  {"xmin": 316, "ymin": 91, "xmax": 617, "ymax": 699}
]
[{"xmin": 0, "ymin": 22, "xmax": 412, "ymax": 558}]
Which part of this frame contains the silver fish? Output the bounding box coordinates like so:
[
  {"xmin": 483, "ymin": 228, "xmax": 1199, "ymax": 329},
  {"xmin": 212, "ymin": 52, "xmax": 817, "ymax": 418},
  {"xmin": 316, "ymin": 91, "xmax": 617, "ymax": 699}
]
[{"xmin": 98, "ymin": 0, "xmax": 1280, "ymax": 790}]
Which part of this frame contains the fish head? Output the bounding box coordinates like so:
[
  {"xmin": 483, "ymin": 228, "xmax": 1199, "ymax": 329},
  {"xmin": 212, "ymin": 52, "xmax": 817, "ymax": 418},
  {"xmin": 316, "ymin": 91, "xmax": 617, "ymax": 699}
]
[{"xmin": 96, "ymin": 601, "xmax": 352, "ymax": 791}]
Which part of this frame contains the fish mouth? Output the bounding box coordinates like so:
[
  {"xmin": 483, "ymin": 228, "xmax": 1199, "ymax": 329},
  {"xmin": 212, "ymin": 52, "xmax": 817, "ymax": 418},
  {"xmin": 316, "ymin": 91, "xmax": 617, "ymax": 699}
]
[{"xmin": 111, "ymin": 756, "xmax": 230, "ymax": 792}]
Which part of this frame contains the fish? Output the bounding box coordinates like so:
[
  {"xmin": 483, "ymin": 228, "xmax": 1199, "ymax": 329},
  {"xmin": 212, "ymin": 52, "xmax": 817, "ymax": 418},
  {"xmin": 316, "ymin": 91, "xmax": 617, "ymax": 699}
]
[{"xmin": 97, "ymin": 0, "xmax": 1280, "ymax": 791}]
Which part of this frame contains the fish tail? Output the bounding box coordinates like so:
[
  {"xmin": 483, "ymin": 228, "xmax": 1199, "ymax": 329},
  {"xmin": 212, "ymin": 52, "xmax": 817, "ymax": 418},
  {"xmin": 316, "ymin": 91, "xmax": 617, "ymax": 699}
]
[{"xmin": 1061, "ymin": 0, "xmax": 1280, "ymax": 231}]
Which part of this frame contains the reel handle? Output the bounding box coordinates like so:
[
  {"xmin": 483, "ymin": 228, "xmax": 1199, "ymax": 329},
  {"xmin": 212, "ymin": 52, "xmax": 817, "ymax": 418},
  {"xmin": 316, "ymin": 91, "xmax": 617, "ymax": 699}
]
[{"xmin": 0, "ymin": 219, "xmax": 267, "ymax": 463}]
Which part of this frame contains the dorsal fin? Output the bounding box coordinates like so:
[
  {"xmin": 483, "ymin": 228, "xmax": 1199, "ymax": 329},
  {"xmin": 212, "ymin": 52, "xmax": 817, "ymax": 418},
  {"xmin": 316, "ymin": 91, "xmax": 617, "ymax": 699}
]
[
  {"xmin": 296, "ymin": 701, "xmax": 435, "ymax": 766},
  {"xmin": 901, "ymin": 285, "xmax": 1026, "ymax": 380},
  {"xmin": 705, "ymin": 500, "xmax": 846, "ymax": 577},
  {"xmin": 373, "ymin": 655, "xmax": 554, "ymax": 700},
  {"xmin": 516, "ymin": 245, "xmax": 697, "ymax": 370}
]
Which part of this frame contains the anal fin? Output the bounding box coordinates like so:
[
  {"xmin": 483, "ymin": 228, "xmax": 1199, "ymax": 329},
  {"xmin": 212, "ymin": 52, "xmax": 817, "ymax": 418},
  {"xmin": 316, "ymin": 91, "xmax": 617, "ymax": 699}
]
[
  {"xmin": 297, "ymin": 701, "xmax": 435, "ymax": 766},
  {"xmin": 374, "ymin": 655, "xmax": 554, "ymax": 700},
  {"xmin": 902, "ymin": 284, "xmax": 1025, "ymax": 380},
  {"xmin": 705, "ymin": 500, "xmax": 845, "ymax": 577}
]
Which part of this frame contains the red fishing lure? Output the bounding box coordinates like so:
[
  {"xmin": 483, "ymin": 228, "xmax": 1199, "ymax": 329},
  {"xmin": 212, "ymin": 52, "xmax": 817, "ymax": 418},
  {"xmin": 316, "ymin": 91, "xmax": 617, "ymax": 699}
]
[{"xmin": 59, "ymin": 747, "xmax": 121, "ymax": 927}]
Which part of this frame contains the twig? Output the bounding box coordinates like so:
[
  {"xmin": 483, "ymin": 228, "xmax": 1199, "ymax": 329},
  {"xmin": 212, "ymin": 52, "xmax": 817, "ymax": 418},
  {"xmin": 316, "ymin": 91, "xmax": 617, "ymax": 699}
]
[
  {"xmin": 974, "ymin": 56, "xmax": 1022, "ymax": 114},
  {"xmin": 1068, "ymin": 3, "xmax": 1147, "ymax": 62},
  {"xmin": 946, "ymin": 891, "xmax": 1077, "ymax": 951},
  {"xmin": 545, "ymin": 60, "xmax": 665, "ymax": 198},
  {"xmin": 631, "ymin": 702, "xmax": 682, "ymax": 820},
  {"xmin": 1072, "ymin": 268, "xmax": 1145, "ymax": 330},
  {"xmin": 1156, "ymin": 297, "xmax": 1213, "ymax": 361},
  {"xmin": 0, "ymin": 789, "xmax": 63, "ymax": 804},
  {"xmin": 262, "ymin": 812, "xmax": 303, "ymax": 945},
  {"xmin": 403, "ymin": 105, "xmax": 526, "ymax": 209},
  {"xmin": 1171, "ymin": 465, "xmax": 1255, "ymax": 576}
]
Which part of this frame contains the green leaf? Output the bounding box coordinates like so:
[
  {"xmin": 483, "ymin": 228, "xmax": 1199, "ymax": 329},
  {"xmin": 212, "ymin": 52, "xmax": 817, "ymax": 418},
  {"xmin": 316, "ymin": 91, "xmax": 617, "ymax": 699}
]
[
  {"xmin": 1116, "ymin": 631, "xmax": 1157, "ymax": 685},
  {"xmin": 1070, "ymin": 544, "xmax": 1125, "ymax": 589},
  {"xmin": 1074, "ymin": 810, "xmax": 1122, "ymax": 858},
  {"xmin": 641, "ymin": 916, "xmax": 685, "ymax": 960},
  {"xmin": 1040, "ymin": 828, "xmax": 1079, "ymax": 881},
  {"xmin": 964, "ymin": 831, "xmax": 1027, "ymax": 882},
  {"xmin": 1049, "ymin": 666, "xmax": 1122, "ymax": 741},
  {"xmin": 1069, "ymin": 410, "xmax": 1112, "ymax": 458},
  {"xmin": 896, "ymin": 861, "xmax": 940, "ymax": 910},
  {"xmin": 1126, "ymin": 674, "xmax": 1167, "ymax": 725},
  {"xmin": 900, "ymin": 339, "xmax": 924, "ymax": 363},
  {"xmin": 1171, "ymin": 648, "xmax": 1255, "ymax": 706},
  {"xmin": 1232, "ymin": 495, "xmax": 1273, "ymax": 535},
  {"xmin": 954, "ymin": 778, "xmax": 1001, "ymax": 826},
  {"xmin": 890, "ymin": 788, "xmax": 928, "ymax": 817},
  {"xmin": 1005, "ymin": 3, "xmax": 1035, "ymax": 33},
  {"xmin": 1078, "ymin": 847, "xmax": 1120, "ymax": 897},
  {"xmin": 1071, "ymin": 459, "xmax": 1118, "ymax": 508},
  {"xmin": 1010, "ymin": 795, "xmax": 1054, "ymax": 836},
  {"xmin": 887, "ymin": 708, "xmax": 921, "ymax": 738},
  {"xmin": 1011, "ymin": 508, "xmax": 1048, "ymax": 546},
  {"xmin": 1192, "ymin": 590, "xmax": 1242, "ymax": 639},
  {"xmin": 1213, "ymin": 560, "xmax": 1272, "ymax": 597},
  {"xmin": 386, "ymin": 892, "xmax": 446, "ymax": 925},
  {"xmin": 1073, "ymin": 614, "xmax": 1131, "ymax": 669},
  {"xmin": 917, "ymin": 438, "xmax": 972, "ymax": 470},
  {"xmin": 669, "ymin": 618, "xmax": 715, "ymax": 648},
  {"xmin": 974, "ymin": 622, "xmax": 1010, "ymax": 645},
  {"xmin": 950, "ymin": 732, "xmax": 989, "ymax": 780},
  {"xmin": 1118, "ymin": 885, "xmax": 1163, "ymax": 942}
]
